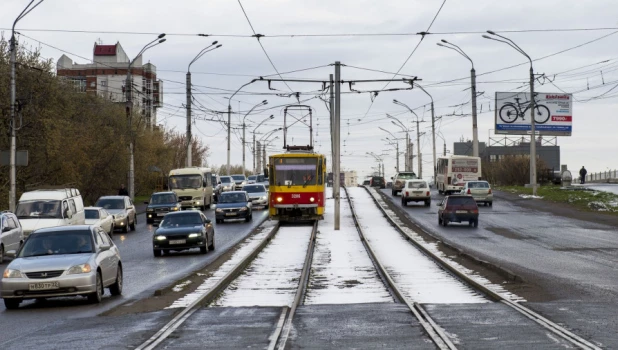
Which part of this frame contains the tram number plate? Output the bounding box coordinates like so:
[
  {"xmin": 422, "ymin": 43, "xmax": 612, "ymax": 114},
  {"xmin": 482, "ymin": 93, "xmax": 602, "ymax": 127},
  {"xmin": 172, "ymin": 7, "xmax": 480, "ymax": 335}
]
[
  {"xmin": 291, "ymin": 194, "xmax": 301, "ymax": 198},
  {"xmin": 29, "ymin": 282, "xmax": 59, "ymax": 291}
]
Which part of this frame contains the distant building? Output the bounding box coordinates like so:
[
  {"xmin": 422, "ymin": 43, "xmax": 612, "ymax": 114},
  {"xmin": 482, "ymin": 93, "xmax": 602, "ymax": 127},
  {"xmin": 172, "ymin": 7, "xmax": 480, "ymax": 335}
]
[
  {"xmin": 327, "ymin": 170, "xmax": 357, "ymax": 187},
  {"xmin": 56, "ymin": 42, "xmax": 163, "ymax": 128},
  {"xmin": 454, "ymin": 137, "xmax": 560, "ymax": 170}
]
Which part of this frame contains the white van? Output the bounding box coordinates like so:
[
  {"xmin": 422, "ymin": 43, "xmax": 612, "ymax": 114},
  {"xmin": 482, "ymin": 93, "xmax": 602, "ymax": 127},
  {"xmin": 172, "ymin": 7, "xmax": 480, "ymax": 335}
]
[
  {"xmin": 168, "ymin": 167, "xmax": 214, "ymax": 210},
  {"xmin": 15, "ymin": 188, "xmax": 85, "ymax": 237}
]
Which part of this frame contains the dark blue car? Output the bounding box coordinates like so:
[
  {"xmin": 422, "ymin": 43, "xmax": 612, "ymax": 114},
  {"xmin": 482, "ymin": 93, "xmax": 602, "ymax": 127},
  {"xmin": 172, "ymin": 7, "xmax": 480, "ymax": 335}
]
[
  {"xmin": 145, "ymin": 191, "xmax": 181, "ymax": 224},
  {"xmin": 215, "ymin": 191, "xmax": 253, "ymax": 223},
  {"xmin": 153, "ymin": 211, "xmax": 215, "ymax": 256}
]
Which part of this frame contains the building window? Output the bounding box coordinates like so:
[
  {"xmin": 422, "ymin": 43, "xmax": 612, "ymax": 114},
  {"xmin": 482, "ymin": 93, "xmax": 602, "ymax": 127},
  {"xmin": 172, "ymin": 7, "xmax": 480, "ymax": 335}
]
[
  {"xmin": 68, "ymin": 78, "xmax": 86, "ymax": 93},
  {"xmin": 100, "ymin": 80, "xmax": 107, "ymax": 87}
]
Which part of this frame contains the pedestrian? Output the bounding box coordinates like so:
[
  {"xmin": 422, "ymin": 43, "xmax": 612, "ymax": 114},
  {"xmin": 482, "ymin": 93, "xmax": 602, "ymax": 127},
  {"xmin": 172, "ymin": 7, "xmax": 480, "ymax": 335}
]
[
  {"xmin": 118, "ymin": 184, "xmax": 129, "ymax": 196},
  {"xmin": 579, "ymin": 166, "xmax": 587, "ymax": 184}
]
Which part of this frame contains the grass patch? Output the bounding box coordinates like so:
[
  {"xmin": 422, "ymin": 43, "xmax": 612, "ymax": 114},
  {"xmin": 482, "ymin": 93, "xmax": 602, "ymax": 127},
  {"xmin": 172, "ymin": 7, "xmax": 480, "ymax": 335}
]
[
  {"xmin": 495, "ymin": 185, "xmax": 618, "ymax": 214},
  {"xmin": 134, "ymin": 195, "xmax": 150, "ymax": 204}
]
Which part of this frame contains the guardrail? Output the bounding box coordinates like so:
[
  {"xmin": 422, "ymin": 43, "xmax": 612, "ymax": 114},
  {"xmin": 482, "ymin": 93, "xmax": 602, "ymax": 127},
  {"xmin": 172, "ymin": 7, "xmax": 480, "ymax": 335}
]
[{"xmin": 585, "ymin": 169, "xmax": 618, "ymax": 183}]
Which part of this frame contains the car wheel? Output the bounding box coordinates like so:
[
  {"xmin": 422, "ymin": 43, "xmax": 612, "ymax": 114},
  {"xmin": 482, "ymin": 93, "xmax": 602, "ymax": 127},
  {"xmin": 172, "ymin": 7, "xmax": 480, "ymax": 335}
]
[
  {"xmin": 153, "ymin": 249, "xmax": 162, "ymax": 257},
  {"xmin": 129, "ymin": 217, "xmax": 136, "ymax": 231},
  {"xmin": 109, "ymin": 265, "xmax": 123, "ymax": 296},
  {"xmin": 401, "ymin": 198, "xmax": 406, "ymax": 206},
  {"xmin": 488, "ymin": 202, "xmax": 493, "ymax": 207},
  {"xmin": 3, "ymin": 298, "xmax": 21, "ymax": 310},
  {"xmin": 442, "ymin": 218, "xmax": 449, "ymax": 227},
  {"xmin": 0, "ymin": 244, "xmax": 4, "ymax": 263},
  {"xmin": 425, "ymin": 200, "xmax": 431, "ymax": 207},
  {"xmin": 87, "ymin": 272, "xmax": 103, "ymax": 304},
  {"xmin": 438, "ymin": 216, "xmax": 442, "ymax": 225},
  {"xmin": 245, "ymin": 215, "xmax": 251, "ymax": 222},
  {"xmin": 122, "ymin": 221, "xmax": 129, "ymax": 233},
  {"xmin": 209, "ymin": 235, "xmax": 215, "ymax": 250},
  {"xmin": 200, "ymin": 244, "xmax": 208, "ymax": 254},
  {"xmin": 391, "ymin": 189, "xmax": 396, "ymax": 196},
  {"xmin": 473, "ymin": 219, "xmax": 478, "ymax": 228}
]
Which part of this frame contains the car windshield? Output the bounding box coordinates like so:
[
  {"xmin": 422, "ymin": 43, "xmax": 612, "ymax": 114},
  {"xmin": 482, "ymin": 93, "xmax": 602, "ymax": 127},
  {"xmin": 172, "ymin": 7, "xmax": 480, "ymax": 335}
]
[
  {"xmin": 372, "ymin": 177, "xmax": 384, "ymax": 183},
  {"xmin": 243, "ymin": 185, "xmax": 265, "ymax": 193},
  {"xmin": 160, "ymin": 214, "xmax": 203, "ymax": 227},
  {"xmin": 468, "ymin": 182, "xmax": 490, "ymax": 188},
  {"xmin": 447, "ymin": 197, "xmax": 477, "ymax": 206},
  {"xmin": 169, "ymin": 174, "xmax": 203, "ymax": 190},
  {"xmin": 218, "ymin": 193, "xmax": 247, "ymax": 203},
  {"xmin": 95, "ymin": 198, "xmax": 125, "ymax": 210},
  {"xmin": 407, "ymin": 182, "xmax": 428, "ymax": 189},
  {"xmin": 19, "ymin": 230, "xmax": 94, "ymax": 257},
  {"xmin": 150, "ymin": 194, "xmax": 177, "ymax": 204},
  {"xmin": 363, "ymin": 180, "xmax": 370, "ymax": 185},
  {"xmin": 248, "ymin": 175, "xmax": 257, "ymax": 181},
  {"xmin": 85, "ymin": 209, "xmax": 100, "ymax": 219},
  {"xmin": 211, "ymin": 175, "xmax": 217, "ymax": 184},
  {"xmin": 16, "ymin": 200, "xmax": 62, "ymax": 219},
  {"xmin": 231, "ymin": 175, "xmax": 246, "ymax": 181},
  {"xmin": 220, "ymin": 176, "xmax": 232, "ymax": 184},
  {"xmin": 397, "ymin": 173, "xmax": 417, "ymax": 180}
]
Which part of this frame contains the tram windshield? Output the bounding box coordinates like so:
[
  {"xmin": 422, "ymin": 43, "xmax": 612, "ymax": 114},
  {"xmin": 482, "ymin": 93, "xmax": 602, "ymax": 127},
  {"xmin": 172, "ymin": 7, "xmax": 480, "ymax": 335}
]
[{"xmin": 273, "ymin": 157, "xmax": 318, "ymax": 187}]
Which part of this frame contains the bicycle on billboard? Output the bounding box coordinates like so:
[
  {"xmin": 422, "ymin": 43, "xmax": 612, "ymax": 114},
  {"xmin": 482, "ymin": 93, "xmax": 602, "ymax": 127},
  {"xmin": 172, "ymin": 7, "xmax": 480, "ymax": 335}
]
[{"xmin": 498, "ymin": 93, "xmax": 551, "ymax": 124}]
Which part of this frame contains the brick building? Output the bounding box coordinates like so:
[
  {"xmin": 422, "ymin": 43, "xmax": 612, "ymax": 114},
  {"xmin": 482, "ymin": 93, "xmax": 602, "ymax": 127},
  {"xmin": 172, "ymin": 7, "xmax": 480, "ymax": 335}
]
[{"xmin": 56, "ymin": 42, "xmax": 163, "ymax": 128}]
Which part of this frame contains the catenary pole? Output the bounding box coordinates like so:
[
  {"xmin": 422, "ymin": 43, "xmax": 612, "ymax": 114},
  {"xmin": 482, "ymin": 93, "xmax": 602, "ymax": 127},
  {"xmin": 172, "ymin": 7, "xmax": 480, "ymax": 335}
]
[{"xmin": 334, "ymin": 62, "xmax": 341, "ymax": 230}]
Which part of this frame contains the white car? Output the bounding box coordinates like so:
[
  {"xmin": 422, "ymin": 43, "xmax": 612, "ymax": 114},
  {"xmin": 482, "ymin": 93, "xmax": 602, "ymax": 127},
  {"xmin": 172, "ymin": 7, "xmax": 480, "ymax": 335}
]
[
  {"xmin": 84, "ymin": 207, "xmax": 115, "ymax": 236},
  {"xmin": 460, "ymin": 181, "xmax": 493, "ymax": 206},
  {"xmin": 0, "ymin": 211, "xmax": 24, "ymax": 263},
  {"xmin": 401, "ymin": 179, "xmax": 431, "ymax": 207},
  {"xmin": 241, "ymin": 184, "xmax": 269, "ymax": 208}
]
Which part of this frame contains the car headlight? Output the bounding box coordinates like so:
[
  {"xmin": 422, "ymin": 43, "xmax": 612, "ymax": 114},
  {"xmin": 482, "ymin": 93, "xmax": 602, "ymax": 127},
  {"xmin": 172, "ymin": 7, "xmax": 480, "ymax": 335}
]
[
  {"xmin": 261, "ymin": 196, "xmax": 267, "ymax": 200},
  {"xmin": 3, "ymin": 269, "xmax": 24, "ymax": 278},
  {"xmin": 172, "ymin": 207, "xmax": 179, "ymax": 211},
  {"xmin": 66, "ymin": 263, "xmax": 92, "ymax": 275},
  {"xmin": 215, "ymin": 208, "xmax": 223, "ymax": 213},
  {"xmin": 155, "ymin": 235, "xmax": 167, "ymax": 241},
  {"xmin": 239, "ymin": 207, "xmax": 248, "ymax": 211},
  {"xmin": 188, "ymin": 233, "xmax": 201, "ymax": 238}
]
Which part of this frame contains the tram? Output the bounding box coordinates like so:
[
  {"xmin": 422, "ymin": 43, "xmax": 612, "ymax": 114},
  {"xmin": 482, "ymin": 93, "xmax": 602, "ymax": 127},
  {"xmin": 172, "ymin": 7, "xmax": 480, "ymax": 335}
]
[{"xmin": 268, "ymin": 145, "xmax": 326, "ymax": 221}]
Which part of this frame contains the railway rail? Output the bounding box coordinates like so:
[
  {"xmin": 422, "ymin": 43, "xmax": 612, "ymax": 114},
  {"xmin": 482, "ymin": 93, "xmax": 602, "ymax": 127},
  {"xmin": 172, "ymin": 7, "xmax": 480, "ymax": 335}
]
[{"xmin": 361, "ymin": 186, "xmax": 602, "ymax": 350}]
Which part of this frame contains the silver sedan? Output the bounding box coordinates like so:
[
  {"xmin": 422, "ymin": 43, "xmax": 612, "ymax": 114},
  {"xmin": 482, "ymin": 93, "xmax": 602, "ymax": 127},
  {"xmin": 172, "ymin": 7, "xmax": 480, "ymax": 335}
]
[{"xmin": 0, "ymin": 225, "xmax": 123, "ymax": 309}]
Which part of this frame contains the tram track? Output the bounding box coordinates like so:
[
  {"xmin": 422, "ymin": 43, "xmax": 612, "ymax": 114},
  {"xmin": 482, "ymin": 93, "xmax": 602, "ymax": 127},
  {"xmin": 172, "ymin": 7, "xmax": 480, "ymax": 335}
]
[{"xmin": 359, "ymin": 186, "xmax": 602, "ymax": 350}]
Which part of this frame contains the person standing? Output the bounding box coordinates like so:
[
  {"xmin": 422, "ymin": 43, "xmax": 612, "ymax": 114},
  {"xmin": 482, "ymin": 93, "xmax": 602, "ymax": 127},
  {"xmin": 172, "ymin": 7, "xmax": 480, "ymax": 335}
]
[
  {"xmin": 579, "ymin": 166, "xmax": 587, "ymax": 184},
  {"xmin": 118, "ymin": 184, "xmax": 129, "ymax": 196}
]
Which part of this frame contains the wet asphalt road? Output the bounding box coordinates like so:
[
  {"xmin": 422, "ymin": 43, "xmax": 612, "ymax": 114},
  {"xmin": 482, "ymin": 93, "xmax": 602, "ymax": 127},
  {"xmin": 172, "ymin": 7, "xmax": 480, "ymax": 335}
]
[
  {"xmin": 0, "ymin": 208, "xmax": 269, "ymax": 344},
  {"xmin": 378, "ymin": 188, "xmax": 618, "ymax": 347}
]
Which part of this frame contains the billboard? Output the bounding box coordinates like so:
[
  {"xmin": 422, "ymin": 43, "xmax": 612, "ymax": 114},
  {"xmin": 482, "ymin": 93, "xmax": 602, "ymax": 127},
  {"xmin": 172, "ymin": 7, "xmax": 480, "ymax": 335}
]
[{"xmin": 495, "ymin": 92, "xmax": 572, "ymax": 136}]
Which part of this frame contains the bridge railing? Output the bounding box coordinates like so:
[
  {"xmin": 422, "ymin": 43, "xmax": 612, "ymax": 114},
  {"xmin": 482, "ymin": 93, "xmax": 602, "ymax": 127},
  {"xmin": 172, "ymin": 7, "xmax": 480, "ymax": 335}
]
[{"xmin": 585, "ymin": 170, "xmax": 618, "ymax": 183}]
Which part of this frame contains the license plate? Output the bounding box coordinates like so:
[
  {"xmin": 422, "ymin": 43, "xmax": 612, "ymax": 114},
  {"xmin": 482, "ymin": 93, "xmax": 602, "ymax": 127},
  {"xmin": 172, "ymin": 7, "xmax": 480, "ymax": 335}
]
[
  {"xmin": 29, "ymin": 282, "xmax": 59, "ymax": 291},
  {"xmin": 456, "ymin": 210, "xmax": 468, "ymax": 214},
  {"xmin": 225, "ymin": 212, "xmax": 237, "ymax": 216},
  {"xmin": 413, "ymin": 191, "xmax": 423, "ymax": 194},
  {"xmin": 157, "ymin": 213, "xmax": 166, "ymax": 217},
  {"xmin": 169, "ymin": 239, "xmax": 186, "ymax": 245}
]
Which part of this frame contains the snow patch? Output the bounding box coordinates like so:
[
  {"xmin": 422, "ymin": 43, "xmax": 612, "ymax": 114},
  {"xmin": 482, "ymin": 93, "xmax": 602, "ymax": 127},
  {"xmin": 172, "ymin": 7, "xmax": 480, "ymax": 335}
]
[
  {"xmin": 519, "ymin": 194, "xmax": 544, "ymax": 199},
  {"xmin": 172, "ymin": 280, "xmax": 192, "ymax": 292},
  {"xmin": 588, "ymin": 201, "xmax": 611, "ymax": 211}
]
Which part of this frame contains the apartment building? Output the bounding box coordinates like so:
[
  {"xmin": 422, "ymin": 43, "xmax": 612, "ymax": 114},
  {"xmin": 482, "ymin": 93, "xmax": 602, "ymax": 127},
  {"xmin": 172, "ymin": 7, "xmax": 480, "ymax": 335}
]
[{"xmin": 56, "ymin": 42, "xmax": 163, "ymax": 128}]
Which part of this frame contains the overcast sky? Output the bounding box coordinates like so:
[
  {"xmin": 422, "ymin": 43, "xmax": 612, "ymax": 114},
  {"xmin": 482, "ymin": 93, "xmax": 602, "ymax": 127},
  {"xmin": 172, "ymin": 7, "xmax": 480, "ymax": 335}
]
[{"xmin": 3, "ymin": 0, "xmax": 618, "ymax": 180}]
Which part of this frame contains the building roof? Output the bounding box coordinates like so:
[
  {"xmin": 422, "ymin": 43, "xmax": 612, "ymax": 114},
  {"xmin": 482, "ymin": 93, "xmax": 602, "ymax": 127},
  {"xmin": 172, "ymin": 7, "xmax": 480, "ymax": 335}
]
[{"xmin": 94, "ymin": 44, "xmax": 117, "ymax": 56}]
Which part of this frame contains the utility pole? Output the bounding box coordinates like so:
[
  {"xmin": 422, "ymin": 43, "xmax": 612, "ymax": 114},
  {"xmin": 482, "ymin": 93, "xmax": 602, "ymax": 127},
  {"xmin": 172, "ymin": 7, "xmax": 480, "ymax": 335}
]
[
  {"xmin": 186, "ymin": 72, "xmax": 192, "ymax": 167},
  {"xmin": 529, "ymin": 65, "xmax": 537, "ymax": 193},
  {"xmin": 252, "ymin": 133, "xmax": 256, "ymax": 173},
  {"xmin": 409, "ymin": 141, "xmax": 414, "ymax": 174},
  {"xmin": 256, "ymin": 141, "xmax": 261, "ymax": 172},
  {"xmin": 471, "ymin": 67, "xmax": 479, "ymax": 157},
  {"xmin": 227, "ymin": 104, "xmax": 231, "ymax": 175},
  {"xmin": 415, "ymin": 120, "xmax": 421, "ymax": 178},
  {"xmin": 443, "ymin": 143, "xmax": 446, "ymax": 156},
  {"xmin": 334, "ymin": 62, "xmax": 341, "ymax": 230}
]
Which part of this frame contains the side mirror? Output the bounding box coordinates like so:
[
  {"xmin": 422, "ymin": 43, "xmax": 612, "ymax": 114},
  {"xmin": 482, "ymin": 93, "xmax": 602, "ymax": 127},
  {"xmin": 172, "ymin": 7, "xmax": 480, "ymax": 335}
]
[
  {"xmin": 65, "ymin": 209, "xmax": 73, "ymax": 219},
  {"xmin": 218, "ymin": 181, "xmax": 221, "ymax": 184},
  {"xmin": 390, "ymin": 177, "xmax": 394, "ymax": 180},
  {"xmin": 100, "ymin": 243, "xmax": 111, "ymax": 251},
  {"xmin": 127, "ymin": 206, "xmax": 134, "ymax": 210},
  {"xmin": 144, "ymin": 201, "xmax": 149, "ymax": 205},
  {"xmin": 204, "ymin": 219, "xmax": 211, "ymax": 225},
  {"xmin": 6, "ymin": 250, "xmax": 17, "ymax": 258},
  {"xmin": 2, "ymin": 226, "xmax": 11, "ymax": 233}
]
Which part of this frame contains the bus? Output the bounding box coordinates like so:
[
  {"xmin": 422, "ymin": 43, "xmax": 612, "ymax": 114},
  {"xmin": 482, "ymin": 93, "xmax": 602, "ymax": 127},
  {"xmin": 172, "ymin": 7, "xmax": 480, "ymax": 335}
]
[
  {"xmin": 435, "ymin": 155, "xmax": 482, "ymax": 195},
  {"xmin": 168, "ymin": 167, "xmax": 214, "ymax": 210}
]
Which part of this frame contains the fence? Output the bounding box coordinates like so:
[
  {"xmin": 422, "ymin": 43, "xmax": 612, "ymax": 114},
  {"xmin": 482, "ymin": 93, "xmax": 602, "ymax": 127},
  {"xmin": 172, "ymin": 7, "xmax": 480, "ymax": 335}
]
[{"xmin": 586, "ymin": 170, "xmax": 618, "ymax": 183}]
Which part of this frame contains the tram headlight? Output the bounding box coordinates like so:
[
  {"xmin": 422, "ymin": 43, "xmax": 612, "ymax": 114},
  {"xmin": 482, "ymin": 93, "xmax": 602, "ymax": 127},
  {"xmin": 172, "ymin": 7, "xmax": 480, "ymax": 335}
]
[
  {"xmin": 309, "ymin": 197, "xmax": 315, "ymax": 203},
  {"xmin": 276, "ymin": 197, "xmax": 283, "ymax": 203}
]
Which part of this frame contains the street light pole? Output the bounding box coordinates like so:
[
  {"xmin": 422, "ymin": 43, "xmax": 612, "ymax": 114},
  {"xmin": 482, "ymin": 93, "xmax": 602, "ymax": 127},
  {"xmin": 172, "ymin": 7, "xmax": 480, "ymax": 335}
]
[
  {"xmin": 252, "ymin": 115, "xmax": 274, "ymax": 173},
  {"xmin": 8, "ymin": 0, "xmax": 44, "ymax": 212},
  {"xmin": 386, "ymin": 114, "xmax": 410, "ymax": 172},
  {"xmin": 484, "ymin": 31, "xmax": 537, "ymax": 195},
  {"xmin": 437, "ymin": 40, "xmax": 478, "ymax": 158},
  {"xmin": 379, "ymin": 128, "xmax": 400, "ymax": 173},
  {"xmin": 126, "ymin": 34, "xmax": 166, "ymax": 200},
  {"xmin": 187, "ymin": 42, "xmax": 222, "ymax": 167},
  {"xmin": 241, "ymin": 100, "xmax": 268, "ymax": 176},
  {"xmin": 392, "ymin": 101, "xmax": 423, "ymax": 178},
  {"xmin": 227, "ymin": 80, "xmax": 258, "ymax": 176}
]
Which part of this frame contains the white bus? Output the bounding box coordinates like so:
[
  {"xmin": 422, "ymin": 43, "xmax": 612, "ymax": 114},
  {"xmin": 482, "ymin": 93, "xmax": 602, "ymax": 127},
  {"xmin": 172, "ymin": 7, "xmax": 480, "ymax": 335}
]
[
  {"xmin": 435, "ymin": 155, "xmax": 482, "ymax": 195},
  {"xmin": 168, "ymin": 167, "xmax": 214, "ymax": 210}
]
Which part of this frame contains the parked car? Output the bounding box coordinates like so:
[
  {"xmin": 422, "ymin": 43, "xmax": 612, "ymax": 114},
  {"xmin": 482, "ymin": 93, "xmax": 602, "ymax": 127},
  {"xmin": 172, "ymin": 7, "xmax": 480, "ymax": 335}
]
[
  {"xmin": 437, "ymin": 195, "xmax": 479, "ymax": 227},
  {"xmin": 84, "ymin": 207, "xmax": 115, "ymax": 236},
  {"xmin": 230, "ymin": 174, "xmax": 247, "ymax": 190},
  {"xmin": 460, "ymin": 181, "xmax": 493, "ymax": 206},
  {"xmin": 215, "ymin": 176, "xmax": 234, "ymax": 200},
  {"xmin": 401, "ymin": 180, "xmax": 431, "ymax": 207},
  {"xmin": 152, "ymin": 211, "xmax": 215, "ymax": 257},
  {"xmin": 145, "ymin": 191, "xmax": 180, "ymax": 224},
  {"xmin": 95, "ymin": 196, "xmax": 137, "ymax": 233},
  {"xmin": 370, "ymin": 176, "xmax": 386, "ymax": 189},
  {"xmin": 391, "ymin": 171, "xmax": 418, "ymax": 196},
  {"xmin": 242, "ymin": 184, "xmax": 268, "ymax": 208},
  {"xmin": 215, "ymin": 191, "xmax": 253, "ymax": 223},
  {"xmin": 0, "ymin": 211, "xmax": 24, "ymax": 263},
  {"xmin": 0, "ymin": 225, "xmax": 122, "ymax": 309}
]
